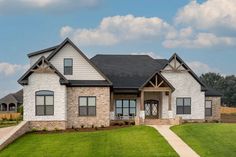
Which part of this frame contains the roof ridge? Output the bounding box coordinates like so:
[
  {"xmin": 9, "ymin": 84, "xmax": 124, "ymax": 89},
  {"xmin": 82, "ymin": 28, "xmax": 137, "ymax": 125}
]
[{"xmin": 27, "ymin": 45, "xmax": 59, "ymax": 58}]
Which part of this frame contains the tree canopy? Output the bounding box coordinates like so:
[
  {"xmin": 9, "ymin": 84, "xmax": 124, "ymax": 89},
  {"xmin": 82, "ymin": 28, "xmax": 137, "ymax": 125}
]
[{"xmin": 200, "ymin": 73, "xmax": 236, "ymax": 107}]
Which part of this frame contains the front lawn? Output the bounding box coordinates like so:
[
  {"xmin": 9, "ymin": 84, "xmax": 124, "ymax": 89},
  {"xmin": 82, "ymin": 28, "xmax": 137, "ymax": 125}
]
[
  {"xmin": 0, "ymin": 120, "xmax": 19, "ymax": 128},
  {"xmin": 171, "ymin": 123, "xmax": 236, "ymax": 157},
  {"xmin": 0, "ymin": 126, "xmax": 178, "ymax": 157}
]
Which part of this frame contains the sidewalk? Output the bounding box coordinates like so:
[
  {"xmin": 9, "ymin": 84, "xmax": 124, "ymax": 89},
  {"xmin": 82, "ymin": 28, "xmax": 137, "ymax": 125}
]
[
  {"xmin": 0, "ymin": 126, "xmax": 16, "ymax": 140},
  {"xmin": 150, "ymin": 125, "xmax": 200, "ymax": 157}
]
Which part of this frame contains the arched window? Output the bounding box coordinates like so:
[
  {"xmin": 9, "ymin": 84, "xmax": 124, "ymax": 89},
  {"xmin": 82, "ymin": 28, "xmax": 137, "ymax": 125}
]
[
  {"xmin": 35, "ymin": 90, "xmax": 54, "ymax": 116},
  {"xmin": 9, "ymin": 103, "xmax": 16, "ymax": 111},
  {"xmin": 0, "ymin": 103, "xmax": 7, "ymax": 111}
]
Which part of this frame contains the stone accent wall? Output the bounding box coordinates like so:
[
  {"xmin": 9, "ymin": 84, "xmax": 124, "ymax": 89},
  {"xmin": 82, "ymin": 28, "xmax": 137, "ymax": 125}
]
[
  {"xmin": 29, "ymin": 121, "xmax": 66, "ymax": 131},
  {"xmin": 205, "ymin": 97, "xmax": 221, "ymax": 121},
  {"xmin": 67, "ymin": 87, "xmax": 110, "ymax": 128},
  {"xmin": 0, "ymin": 121, "xmax": 30, "ymax": 150}
]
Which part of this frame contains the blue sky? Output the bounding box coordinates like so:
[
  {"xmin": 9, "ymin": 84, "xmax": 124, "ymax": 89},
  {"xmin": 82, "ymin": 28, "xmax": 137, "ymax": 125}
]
[{"xmin": 0, "ymin": 0, "xmax": 235, "ymax": 97}]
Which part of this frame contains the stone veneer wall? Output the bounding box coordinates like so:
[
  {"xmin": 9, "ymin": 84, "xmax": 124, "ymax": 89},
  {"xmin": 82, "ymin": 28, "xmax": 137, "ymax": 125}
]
[
  {"xmin": 29, "ymin": 121, "xmax": 66, "ymax": 131},
  {"xmin": 67, "ymin": 87, "xmax": 110, "ymax": 128},
  {"xmin": 205, "ymin": 97, "xmax": 221, "ymax": 121}
]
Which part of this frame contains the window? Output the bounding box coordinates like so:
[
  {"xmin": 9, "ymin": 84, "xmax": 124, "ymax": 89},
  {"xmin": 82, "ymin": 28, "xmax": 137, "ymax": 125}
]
[
  {"xmin": 36, "ymin": 91, "xmax": 54, "ymax": 116},
  {"xmin": 176, "ymin": 98, "xmax": 191, "ymax": 114},
  {"xmin": 205, "ymin": 100, "xmax": 212, "ymax": 116},
  {"xmin": 115, "ymin": 99, "xmax": 136, "ymax": 116},
  {"xmin": 64, "ymin": 58, "xmax": 73, "ymax": 75},
  {"xmin": 79, "ymin": 97, "xmax": 96, "ymax": 116}
]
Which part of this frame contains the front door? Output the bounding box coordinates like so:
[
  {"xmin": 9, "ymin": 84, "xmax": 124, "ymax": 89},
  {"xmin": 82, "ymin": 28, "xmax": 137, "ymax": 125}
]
[{"xmin": 144, "ymin": 100, "xmax": 159, "ymax": 118}]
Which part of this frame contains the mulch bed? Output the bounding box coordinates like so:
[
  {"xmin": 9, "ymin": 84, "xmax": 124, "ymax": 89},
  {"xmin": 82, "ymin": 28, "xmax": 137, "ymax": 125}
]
[{"xmin": 33, "ymin": 125, "xmax": 133, "ymax": 134}]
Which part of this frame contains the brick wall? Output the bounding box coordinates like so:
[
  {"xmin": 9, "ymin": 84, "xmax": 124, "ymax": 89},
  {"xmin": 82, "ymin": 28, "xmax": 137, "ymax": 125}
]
[
  {"xmin": 67, "ymin": 87, "xmax": 110, "ymax": 128},
  {"xmin": 205, "ymin": 97, "xmax": 221, "ymax": 121}
]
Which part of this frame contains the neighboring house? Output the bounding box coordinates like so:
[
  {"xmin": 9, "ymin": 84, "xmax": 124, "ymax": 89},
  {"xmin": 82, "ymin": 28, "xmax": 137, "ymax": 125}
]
[
  {"xmin": 0, "ymin": 90, "xmax": 23, "ymax": 113},
  {"xmin": 18, "ymin": 38, "xmax": 222, "ymax": 130}
]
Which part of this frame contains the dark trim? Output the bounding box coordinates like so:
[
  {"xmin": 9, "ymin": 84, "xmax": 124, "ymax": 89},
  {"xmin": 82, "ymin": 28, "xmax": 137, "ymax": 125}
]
[
  {"xmin": 205, "ymin": 95, "xmax": 222, "ymax": 97},
  {"xmin": 113, "ymin": 89, "xmax": 139, "ymax": 94},
  {"xmin": 35, "ymin": 90, "xmax": 54, "ymax": 116},
  {"xmin": 18, "ymin": 56, "xmax": 68, "ymax": 85},
  {"xmin": 176, "ymin": 97, "xmax": 191, "ymax": 115},
  {"xmin": 27, "ymin": 45, "xmax": 59, "ymax": 58},
  {"xmin": 46, "ymin": 38, "xmax": 112, "ymax": 85},
  {"xmin": 205, "ymin": 100, "xmax": 212, "ymax": 117},
  {"xmin": 67, "ymin": 80, "xmax": 111, "ymax": 87},
  {"xmin": 64, "ymin": 58, "xmax": 73, "ymax": 75},
  {"xmin": 78, "ymin": 96, "xmax": 96, "ymax": 117},
  {"xmin": 161, "ymin": 53, "xmax": 206, "ymax": 90},
  {"xmin": 115, "ymin": 99, "xmax": 137, "ymax": 116},
  {"xmin": 139, "ymin": 71, "xmax": 175, "ymax": 91}
]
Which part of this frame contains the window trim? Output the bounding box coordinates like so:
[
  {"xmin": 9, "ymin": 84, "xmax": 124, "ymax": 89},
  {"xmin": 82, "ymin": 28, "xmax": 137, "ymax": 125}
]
[
  {"xmin": 176, "ymin": 97, "xmax": 191, "ymax": 114},
  {"xmin": 64, "ymin": 58, "xmax": 73, "ymax": 75},
  {"xmin": 78, "ymin": 96, "xmax": 96, "ymax": 117},
  {"xmin": 35, "ymin": 90, "xmax": 54, "ymax": 116},
  {"xmin": 205, "ymin": 100, "xmax": 212, "ymax": 117},
  {"xmin": 115, "ymin": 99, "xmax": 137, "ymax": 116}
]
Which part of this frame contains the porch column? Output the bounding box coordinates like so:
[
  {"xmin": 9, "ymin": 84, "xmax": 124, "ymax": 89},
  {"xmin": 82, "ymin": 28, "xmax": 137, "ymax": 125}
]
[
  {"xmin": 140, "ymin": 91, "xmax": 144, "ymax": 110},
  {"xmin": 168, "ymin": 91, "xmax": 173, "ymax": 119},
  {"xmin": 110, "ymin": 91, "xmax": 115, "ymax": 120},
  {"xmin": 139, "ymin": 91, "xmax": 145, "ymax": 124},
  {"xmin": 168, "ymin": 91, "xmax": 172, "ymax": 111}
]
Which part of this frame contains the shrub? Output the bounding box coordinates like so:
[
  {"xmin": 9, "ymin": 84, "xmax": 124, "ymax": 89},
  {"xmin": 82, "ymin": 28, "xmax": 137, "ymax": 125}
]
[
  {"xmin": 42, "ymin": 127, "xmax": 48, "ymax": 131},
  {"xmin": 17, "ymin": 105, "xmax": 23, "ymax": 116},
  {"xmin": 31, "ymin": 128, "xmax": 37, "ymax": 132}
]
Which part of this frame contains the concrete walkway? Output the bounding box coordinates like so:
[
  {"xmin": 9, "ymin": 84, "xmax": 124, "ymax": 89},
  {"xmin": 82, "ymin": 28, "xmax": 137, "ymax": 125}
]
[
  {"xmin": 150, "ymin": 125, "xmax": 200, "ymax": 157},
  {"xmin": 0, "ymin": 126, "xmax": 16, "ymax": 140}
]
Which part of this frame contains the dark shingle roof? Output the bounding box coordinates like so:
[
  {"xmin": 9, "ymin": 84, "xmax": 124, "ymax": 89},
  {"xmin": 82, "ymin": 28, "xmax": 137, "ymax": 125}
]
[
  {"xmin": 0, "ymin": 89, "xmax": 23, "ymax": 104},
  {"xmin": 13, "ymin": 89, "xmax": 23, "ymax": 103},
  {"xmin": 27, "ymin": 45, "xmax": 59, "ymax": 58},
  {"xmin": 205, "ymin": 88, "xmax": 222, "ymax": 97},
  {"xmin": 91, "ymin": 55, "xmax": 168, "ymax": 88}
]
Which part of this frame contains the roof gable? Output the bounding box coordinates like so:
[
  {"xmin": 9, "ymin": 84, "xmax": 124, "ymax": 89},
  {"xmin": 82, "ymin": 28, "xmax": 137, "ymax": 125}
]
[
  {"xmin": 139, "ymin": 71, "xmax": 175, "ymax": 91},
  {"xmin": 18, "ymin": 56, "xmax": 68, "ymax": 85},
  {"xmin": 47, "ymin": 38, "xmax": 112, "ymax": 84},
  {"xmin": 161, "ymin": 53, "xmax": 206, "ymax": 90}
]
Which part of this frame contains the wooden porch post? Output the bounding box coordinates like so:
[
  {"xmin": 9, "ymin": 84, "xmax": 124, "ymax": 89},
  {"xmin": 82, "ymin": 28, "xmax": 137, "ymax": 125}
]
[
  {"xmin": 168, "ymin": 91, "xmax": 172, "ymax": 111},
  {"xmin": 140, "ymin": 91, "xmax": 144, "ymax": 110},
  {"xmin": 110, "ymin": 91, "xmax": 114, "ymax": 111}
]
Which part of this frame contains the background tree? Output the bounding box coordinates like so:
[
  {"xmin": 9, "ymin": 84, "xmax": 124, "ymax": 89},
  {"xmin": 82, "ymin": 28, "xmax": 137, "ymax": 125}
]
[{"xmin": 200, "ymin": 72, "xmax": 236, "ymax": 107}]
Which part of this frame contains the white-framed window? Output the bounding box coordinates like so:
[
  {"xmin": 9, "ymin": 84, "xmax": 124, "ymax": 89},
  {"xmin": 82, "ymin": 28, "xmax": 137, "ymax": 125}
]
[
  {"xmin": 79, "ymin": 97, "xmax": 96, "ymax": 116},
  {"xmin": 176, "ymin": 98, "xmax": 191, "ymax": 114},
  {"xmin": 35, "ymin": 90, "xmax": 54, "ymax": 116},
  {"xmin": 205, "ymin": 100, "xmax": 212, "ymax": 116}
]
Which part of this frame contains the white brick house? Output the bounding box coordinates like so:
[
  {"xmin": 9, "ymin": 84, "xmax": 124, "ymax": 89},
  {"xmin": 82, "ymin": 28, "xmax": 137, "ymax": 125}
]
[{"xmin": 18, "ymin": 38, "xmax": 222, "ymax": 130}]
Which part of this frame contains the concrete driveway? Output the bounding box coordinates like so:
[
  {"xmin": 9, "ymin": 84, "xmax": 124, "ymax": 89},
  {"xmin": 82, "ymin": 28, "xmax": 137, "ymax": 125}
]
[{"xmin": 0, "ymin": 126, "xmax": 16, "ymax": 140}]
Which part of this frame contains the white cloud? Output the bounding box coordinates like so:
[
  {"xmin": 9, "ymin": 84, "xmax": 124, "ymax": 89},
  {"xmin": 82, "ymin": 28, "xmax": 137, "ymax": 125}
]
[
  {"xmin": 187, "ymin": 61, "xmax": 219, "ymax": 75},
  {"xmin": 163, "ymin": 30, "xmax": 236, "ymax": 48},
  {"xmin": 130, "ymin": 52, "xmax": 163, "ymax": 59},
  {"xmin": 175, "ymin": 0, "xmax": 236, "ymax": 30},
  {"xmin": 60, "ymin": 14, "xmax": 174, "ymax": 46},
  {"xmin": 0, "ymin": 0, "xmax": 100, "ymax": 13},
  {"xmin": 0, "ymin": 62, "xmax": 28, "ymax": 76}
]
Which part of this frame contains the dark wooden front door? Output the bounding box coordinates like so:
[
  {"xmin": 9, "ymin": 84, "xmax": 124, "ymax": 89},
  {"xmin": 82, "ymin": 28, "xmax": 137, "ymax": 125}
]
[{"xmin": 144, "ymin": 100, "xmax": 159, "ymax": 118}]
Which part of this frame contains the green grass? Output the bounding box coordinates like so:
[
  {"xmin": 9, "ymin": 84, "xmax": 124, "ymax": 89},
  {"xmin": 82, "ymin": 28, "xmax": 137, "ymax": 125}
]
[
  {"xmin": 171, "ymin": 123, "xmax": 236, "ymax": 157},
  {"xmin": 0, "ymin": 126, "xmax": 178, "ymax": 157},
  {"xmin": 0, "ymin": 121, "xmax": 18, "ymax": 128}
]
